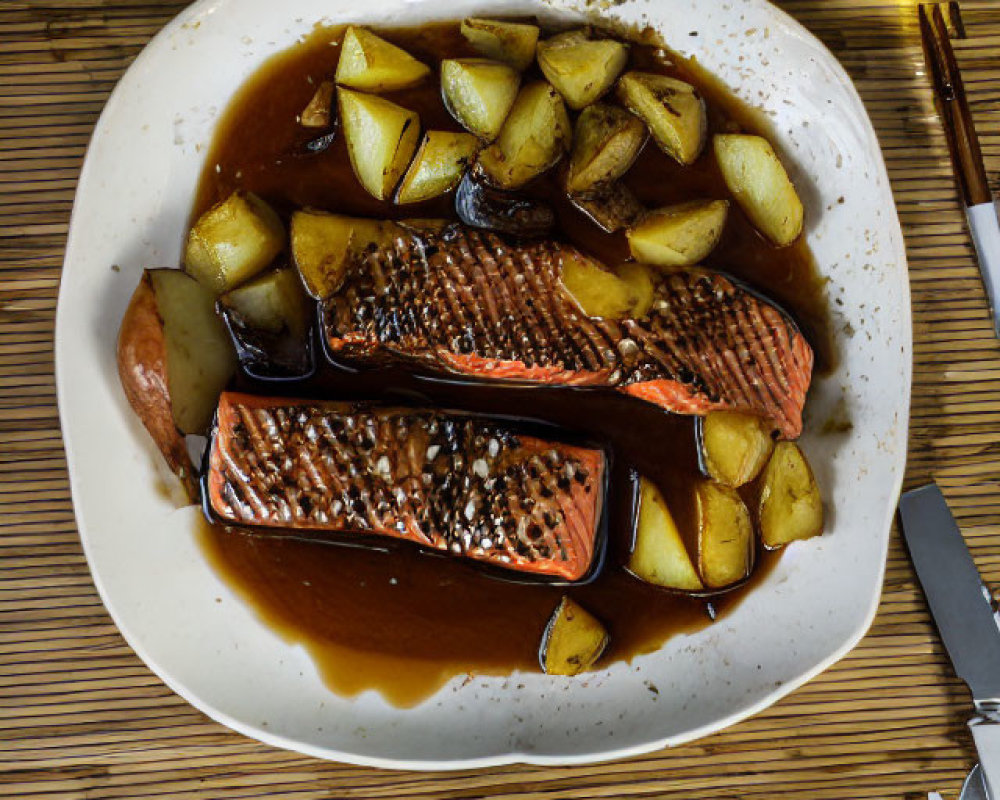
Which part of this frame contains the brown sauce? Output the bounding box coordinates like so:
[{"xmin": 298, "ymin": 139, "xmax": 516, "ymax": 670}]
[{"xmin": 193, "ymin": 20, "xmax": 833, "ymax": 707}]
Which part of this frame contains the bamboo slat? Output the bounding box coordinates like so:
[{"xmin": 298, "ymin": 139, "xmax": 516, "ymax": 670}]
[{"xmin": 2, "ymin": 0, "xmax": 999, "ymax": 797}]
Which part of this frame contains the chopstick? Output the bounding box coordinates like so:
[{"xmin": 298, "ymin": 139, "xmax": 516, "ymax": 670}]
[
  {"xmin": 919, "ymin": 2, "xmax": 1000, "ymax": 336},
  {"xmin": 919, "ymin": 3, "xmax": 989, "ymax": 207}
]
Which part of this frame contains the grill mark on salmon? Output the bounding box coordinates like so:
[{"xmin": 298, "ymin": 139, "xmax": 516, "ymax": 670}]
[
  {"xmin": 206, "ymin": 392, "xmax": 605, "ymax": 581},
  {"xmin": 324, "ymin": 226, "xmax": 814, "ymax": 437}
]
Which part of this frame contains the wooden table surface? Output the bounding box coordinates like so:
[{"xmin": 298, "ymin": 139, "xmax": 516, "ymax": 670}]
[{"xmin": 3, "ymin": 1, "xmax": 999, "ymax": 797}]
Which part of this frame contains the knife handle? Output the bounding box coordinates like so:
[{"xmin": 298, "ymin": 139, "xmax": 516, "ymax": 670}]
[{"xmin": 970, "ymin": 721, "xmax": 1000, "ymax": 799}]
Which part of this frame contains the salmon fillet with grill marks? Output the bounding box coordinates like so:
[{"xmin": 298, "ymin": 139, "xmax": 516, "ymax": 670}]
[
  {"xmin": 323, "ymin": 225, "xmax": 814, "ymax": 437},
  {"xmin": 206, "ymin": 392, "xmax": 605, "ymax": 581}
]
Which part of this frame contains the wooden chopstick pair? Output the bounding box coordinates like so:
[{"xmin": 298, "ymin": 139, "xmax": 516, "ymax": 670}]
[{"xmin": 918, "ymin": 2, "xmax": 1000, "ymax": 336}]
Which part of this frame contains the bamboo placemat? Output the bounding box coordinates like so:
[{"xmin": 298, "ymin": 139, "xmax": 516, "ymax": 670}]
[{"xmin": 3, "ymin": 0, "xmax": 999, "ymax": 796}]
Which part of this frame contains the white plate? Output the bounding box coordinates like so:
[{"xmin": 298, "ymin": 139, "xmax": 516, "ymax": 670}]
[{"xmin": 56, "ymin": 0, "xmax": 910, "ymax": 769}]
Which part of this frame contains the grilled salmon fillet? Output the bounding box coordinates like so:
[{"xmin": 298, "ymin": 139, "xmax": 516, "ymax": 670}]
[
  {"xmin": 323, "ymin": 225, "xmax": 813, "ymax": 437},
  {"xmin": 206, "ymin": 392, "xmax": 605, "ymax": 581}
]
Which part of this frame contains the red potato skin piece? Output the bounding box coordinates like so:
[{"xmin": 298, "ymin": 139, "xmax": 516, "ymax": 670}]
[{"xmin": 116, "ymin": 271, "xmax": 198, "ymax": 501}]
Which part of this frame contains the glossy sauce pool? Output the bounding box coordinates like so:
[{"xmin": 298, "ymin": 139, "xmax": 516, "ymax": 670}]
[{"xmin": 194, "ymin": 21, "xmax": 834, "ymax": 707}]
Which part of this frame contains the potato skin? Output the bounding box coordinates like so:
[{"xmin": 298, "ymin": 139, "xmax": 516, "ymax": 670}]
[{"xmin": 116, "ymin": 272, "xmax": 198, "ymax": 501}]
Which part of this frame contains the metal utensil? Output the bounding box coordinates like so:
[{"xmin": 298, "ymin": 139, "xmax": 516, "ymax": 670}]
[{"xmin": 899, "ymin": 483, "xmax": 1000, "ymax": 799}]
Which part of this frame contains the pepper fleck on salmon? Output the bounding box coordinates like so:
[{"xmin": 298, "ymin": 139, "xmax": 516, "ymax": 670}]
[
  {"xmin": 323, "ymin": 225, "xmax": 813, "ymax": 437},
  {"xmin": 206, "ymin": 392, "xmax": 605, "ymax": 581}
]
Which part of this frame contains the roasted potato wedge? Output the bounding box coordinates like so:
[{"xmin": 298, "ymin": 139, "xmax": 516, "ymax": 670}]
[
  {"xmin": 478, "ymin": 81, "xmax": 571, "ymax": 190},
  {"xmin": 617, "ymin": 72, "xmax": 706, "ymax": 165},
  {"xmin": 561, "ymin": 251, "xmax": 633, "ymax": 319},
  {"xmin": 627, "ymin": 199, "xmax": 728, "ymax": 267},
  {"xmin": 184, "ymin": 191, "xmax": 285, "ymax": 294},
  {"xmin": 566, "ymin": 104, "xmax": 646, "ymax": 194},
  {"xmin": 561, "ymin": 252, "xmax": 652, "ymax": 319},
  {"xmin": 335, "ymin": 26, "xmax": 430, "ymax": 92},
  {"xmin": 759, "ymin": 441, "xmax": 824, "ymax": 548},
  {"xmin": 540, "ymin": 596, "xmax": 609, "ymax": 676},
  {"xmin": 695, "ymin": 481, "xmax": 754, "ymax": 589},
  {"xmin": 616, "ymin": 262, "xmax": 656, "ymax": 318},
  {"xmin": 627, "ymin": 478, "xmax": 704, "ymax": 591},
  {"xmin": 698, "ymin": 411, "xmax": 775, "ymax": 488},
  {"xmin": 149, "ymin": 270, "xmax": 236, "ymax": 435},
  {"xmin": 117, "ymin": 272, "xmax": 197, "ymax": 500},
  {"xmin": 117, "ymin": 269, "xmax": 236, "ymax": 497},
  {"xmin": 714, "ymin": 133, "xmax": 804, "ymax": 247},
  {"xmin": 291, "ymin": 210, "xmax": 401, "ymax": 299},
  {"xmin": 218, "ymin": 266, "xmax": 308, "ymax": 337},
  {"xmin": 460, "ymin": 17, "xmax": 539, "ymax": 71},
  {"xmin": 569, "ymin": 182, "xmax": 644, "ymax": 234},
  {"xmin": 441, "ymin": 58, "xmax": 520, "ymax": 142},
  {"xmin": 339, "ymin": 88, "xmax": 421, "ymax": 201},
  {"xmin": 396, "ymin": 130, "xmax": 479, "ymax": 204},
  {"xmin": 218, "ymin": 267, "xmax": 311, "ymax": 377},
  {"xmin": 537, "ymin": 29, "xmax": 628, "ymax": 110},
  {"xmin": 300, "ymin": 80, "xmax": 334, "ymax": 128}
]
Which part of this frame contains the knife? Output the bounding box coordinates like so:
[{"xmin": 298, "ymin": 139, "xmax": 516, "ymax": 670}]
[{"xmin": 899, "ymin": 483, "xmax": 1000, "ymax": 798}]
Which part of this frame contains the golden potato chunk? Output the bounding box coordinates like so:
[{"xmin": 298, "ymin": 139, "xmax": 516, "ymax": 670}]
[
  {"xmin": 218, "ymin": 267, "xmax": 311, "ymax": 376},
  {"xmin": 696, "ymin": 481, "xmax": 754, "ymax": 589},
  {"xmin": 627, "ymin": 199, "xmax": 728, "ymax": 267},
  {"xmin": 759, "ymin": 442, "xmax": 824, "ymax": 548},
  {"xmin": 477, "ymin": 81, "xmax": 571, "ymax": 189},
  {"xmin": 617, "ymin": 72, "xmax": 706, "ymax": 165},
  {"xmin": 567, "ymin": 104, "xmax": 647, "ymax": 193},
  {"xmin": 218, "ymin": 267, "xmax": 309, "ymax": 340},
  {"xmin": 569, "ymin": 182, "xmax": 644, "ymax": 234},
  {"xmin": 616, "ymin": 261, "xmax": 656, "ymax": 318},
  {"xmin": 300, "ymin": 80, "xmax": 334, "ymax": 128},
  {"xmin": 540, "ymin": 596, "xmax": 609, "ymax": 676},
  {"xmin": 151, "ymin": 270, "xmax": 236, "ymax": 435},
  {"xmin": 396, "ymin": 130, "xmax": 479, "ymax": 204},
  {"xmin": 335, "ymin": 26, "xmax": 430, "ymax": 92},
  {"xmin": 117, "ymin": 269, "xmax": 236, "ymax": 494},
  {"xmin": 562, "ymin": 251, "xmax": 638, "ymax": 319},
  {"xmin": 714, "ymin": 133, "xmax": 804, "ymax": 247},
  {"xmin": 440, "ymin": 58, "xmax": 520, "ymax": 142},
  {"xmin": 339, "ymin": 88, "xmax": 421, "ymax": 200},
  {"xmin": 698, "ymin": 411, "xmax": 775, "ymax": 488},
  {"xmin": 291, "ymin": 210, "xmax": 401, "ymax": 299},
  {"xmin": 184, "ymin": 191, "xmax": 284, "ymax": 294},
  {"xmin": 628, "ymin": 479, "xmax": 704, "ymax": 591},
  {"xmin": 537, "ymin": 29, "xmax": 628, "ymax": 110},
  {"xmin": 561, "ymin": 254, "xmax": 654, "ymax": 319},
  {"xmin": 460, "ymin": 17, "xmax": 539, "ymax": 71},
  {"xmin": 117, "ymin": 272, "xmax": 197, "ymax": 499}
]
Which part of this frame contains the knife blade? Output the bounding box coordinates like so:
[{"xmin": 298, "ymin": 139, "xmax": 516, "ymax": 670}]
[{"xmin": 898, "ymin": 483, "xmax": 1000, "ymax": 797}]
